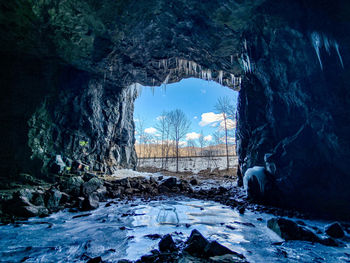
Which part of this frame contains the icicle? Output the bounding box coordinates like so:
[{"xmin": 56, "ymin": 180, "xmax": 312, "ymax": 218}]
[
  {"xmin": 218, "ymin": 70, "xmax": 223, "ymax": 85},
  {"xmin": 244, "ymin": 39, "xmax": 248, "ymax": 51},
  {"xmin": 323, "ymin": 35, "xmax": 331, "ymax": 54},
  {"xmin": 334, "ymin": 41, "xmax": 344, "ymax": 68},
  {"xmin": 311, "ymin": 32, "xmax": 323, "ymax": 70},
  {"xmin": 231, "ymin": 55, "xmax": 233, "ymax": 64}
]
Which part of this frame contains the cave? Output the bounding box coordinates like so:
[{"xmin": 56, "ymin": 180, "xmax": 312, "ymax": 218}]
[{"xmin": 0, "ymin": 0, "xmax": 350, "ymax": 261}]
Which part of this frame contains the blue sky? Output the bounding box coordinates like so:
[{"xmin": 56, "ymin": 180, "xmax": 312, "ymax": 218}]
[{"xmin": 134, "ymin": 78, "xmax": 238, "ymax": 144}]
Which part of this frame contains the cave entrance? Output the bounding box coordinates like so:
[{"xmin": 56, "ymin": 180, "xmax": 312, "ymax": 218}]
[{"xmin": 133, "ymin": 77, "xmax": 239, "ymax": 178}]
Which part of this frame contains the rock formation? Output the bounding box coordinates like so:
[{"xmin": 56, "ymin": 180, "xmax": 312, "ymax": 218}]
[{"xmin": 1, "ymin": 0, "xmax": 350, "ymax": 216}]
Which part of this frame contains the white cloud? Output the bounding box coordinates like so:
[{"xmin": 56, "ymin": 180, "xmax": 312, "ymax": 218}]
[
  {"xmin": 186, "ymin": 132, "xmax": 201, "ymax": 141},
  {"xmin": 156, "ymin": 115, "xmax": 165, "ymax": 121},
  {"xmin": 193, "ymin": 116, "xmax": 198, "ymax": 120},
  {"xmin": 204, "ymin": 135, "xmax": 213, "ymax": 142},
  {"xmin": 144, "ymin": 127, "xmax": 158, "ymax": 134},
  {"xmin": 199, "ymin": 112, "xmax": 224, "ymax": 127},
  {"xmin": 199, "ymin": 112, "xmax": 236, "ymax": 130},
  {"xmin": 219, "ymin": 119, "xmax": 236, "ymax": 130},
  {"xmin": 200, "ymin": 89, "xmax": 207, "ymax": 94}
]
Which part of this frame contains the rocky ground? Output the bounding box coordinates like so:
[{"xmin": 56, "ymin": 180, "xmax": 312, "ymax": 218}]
[{"xmin": 0, "ymin": 170, "xmax": 349, "ymax": 262}]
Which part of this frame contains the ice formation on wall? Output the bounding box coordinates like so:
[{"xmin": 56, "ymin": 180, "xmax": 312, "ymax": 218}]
[
  {"xmin": 129, "ymin": 82, "xmax": 142, "ymax": 98},
  {"xmin": 153, "ymin": 57, "xmax": 242, "ymax": 89},
  {"xmin": 241, "ymin": 39, "xmax": 252, "ymax": 73},
  {"xmin": 311, "ymin": 32, "xmax": 323, "ymax": 69},
  {"xmin": 311, "ymin": 32, "xmax": 344, "ymax": 70}
]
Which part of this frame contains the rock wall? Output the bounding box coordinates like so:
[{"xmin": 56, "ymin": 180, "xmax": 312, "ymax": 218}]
[
  {"xmin": 1, "ymin": 0, "xmax": 350, "ymax": 215},
  {"xmin": 28, "ymin": 75, "xmax": 137, "ymax": 175},
  {"xmin": 236, "ymin": 2, "xmax": 350, "ymax": 216}
]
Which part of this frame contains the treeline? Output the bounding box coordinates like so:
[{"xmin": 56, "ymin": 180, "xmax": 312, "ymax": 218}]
[{"xmin": 135, "ymin": 97, "xmax": 236, "ymax": 172}]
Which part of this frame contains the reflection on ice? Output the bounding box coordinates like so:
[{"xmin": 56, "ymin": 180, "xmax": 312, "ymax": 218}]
[{"xmin": 157, "ymin": 206, "xmax": 179, "ymax": 225}]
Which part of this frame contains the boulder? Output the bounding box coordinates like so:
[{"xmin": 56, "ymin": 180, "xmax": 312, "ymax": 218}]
[
  {"xmin": 190, "ymin": 178, "xmax": 198, "ymax": 186},
  {"xmin": 61, "ymin": 176, "xmax": 84, "ymax": 197},
  {"xmin": 158, "ymin": 234, "xmax": 177, "ymax": 252},
  {"xmin": 178, "ymin": 179, "xmax": 191, "ymax": 192},
  {"xmin": 140, "ymin": 254, "xmax": 158, "ymax": 262},
  {"xmin": 31, "ymin": 190, "xmax": 45, "ymax": 207},
  {"xmin": 159, "ymin": 177, "xmax": 177, "ymax": 189},
  {"xmin": 205, "ymin": 241, "xmax": 242, "ymax": 258},
  {"xmin": 158, "ymin": 185, "xmax": 170, "ymax": 194},
  {"xmin": 184, "ymin": 229, "xmax": 210, "ymax": 257},
  {"xmin": 82, "ymin": 177, "xmax": 103, "ymax": 197},
  {"xmin": 325, "ymin": 222, "xmax": 345, "ymax": 238},
  {"xmin": 10, "ymin": 205, "xmax": 49, "ymax": 218},
  {"xmin": 82, "ymin": 193, "xmax": 99, "ymax": 211},
  {"xmin": 83, "ymin": 172, "xmax": 97, "ymax": 182},
  {"xmin": 87, "ymin": 256, "xmax": 103, "ymax": 263},
  {"xmin": 81, "ymin": 193, "xmax": 100, "ymax": 211},
  {"xmin": 267, "ymin": 218, "xmax": 320, "ymax": 242},
  {"xmin": 45, "ymin": 188, "xmax": 62, "ymax": 211},
  {"xmin": 95, "ymin": 186, "xmax": 107, "ymax": 201}
]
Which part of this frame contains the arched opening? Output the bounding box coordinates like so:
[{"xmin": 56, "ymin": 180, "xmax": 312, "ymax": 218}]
[{"xmin": 133, "ymin": 78, "xmax": 238, "ymax": 179}]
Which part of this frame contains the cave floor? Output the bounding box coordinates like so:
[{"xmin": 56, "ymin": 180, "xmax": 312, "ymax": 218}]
[{"xmin": 0, "ymin": 182, "xmax": 349, "ymax": 262}]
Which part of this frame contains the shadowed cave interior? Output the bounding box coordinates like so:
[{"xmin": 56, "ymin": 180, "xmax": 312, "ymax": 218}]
[{"xmin": 0, "ymin": 0, "xmax": 350, "ymax": 262}]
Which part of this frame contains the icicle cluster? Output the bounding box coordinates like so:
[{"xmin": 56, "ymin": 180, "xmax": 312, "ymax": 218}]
[
  {"xmin": 154, "ymin": 57, "xmax": 242, "ymax": 89},
  {"xmin": 128, "ymin": 83, "xmax": 142, "ymax": 98},
  {"xmin": 241, "ymin": 39, "xmax": 252, "ymax": 73},
  {"xmin": 311, "ymin": 32, "xmax": 344, "ymax": 70},
  {"xmin": 230, "ymin": 73, "xmax": 242, "ymax": 89}
]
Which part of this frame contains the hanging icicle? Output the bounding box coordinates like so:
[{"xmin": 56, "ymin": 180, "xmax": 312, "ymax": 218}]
[
  {"xmin": 334, "ymin": 41, "xmax": 344, "ymax": 68},
  {"xmin": 311, "ymin": 32, "xmax": 323, "ymax": 70},
  {"xmin": 218, "ymin": 70, "xmax": 223, "ymax": 85},
  {"xmin": 310, "ymin": 31, "xmax": 345, "ymax": 70}
]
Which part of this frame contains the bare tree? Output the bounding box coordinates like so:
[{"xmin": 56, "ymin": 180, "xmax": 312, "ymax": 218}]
[
  {"xmin": 198, "ymin": 130, "xmax": 205, "ymax": 156},
  {"xmin": 135, "ymin": 116, "xmax": 145, "ymax": 164},
  {"xmin": 155, "ymin": 111, "xmax": 171, "ymax": 169},
  {"xmin": 167, "ymin": 109, "xmax": 191, "ymax": 172},
  {"xmin": 215, "ymin": 96, "xmax": 234, "ymax": 170}
]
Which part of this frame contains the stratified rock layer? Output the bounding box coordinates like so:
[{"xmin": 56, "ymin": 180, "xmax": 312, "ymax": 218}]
[{"xmin": 1, "ymin": 0, "xmax": 350, "ymax": 216}]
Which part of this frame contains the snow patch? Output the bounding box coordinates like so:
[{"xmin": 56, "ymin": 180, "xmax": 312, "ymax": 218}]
[
  {"xmin": 243, "ymin": 166, "xmax": 267, "ymax": 195},
  {"xmin": 111, "ymin": 169, "xmax": 156, "ymax": 179}
]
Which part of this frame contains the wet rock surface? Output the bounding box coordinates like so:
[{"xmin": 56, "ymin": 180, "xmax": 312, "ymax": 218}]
[{"xmin": 128, "ymin": 230, "xmax": 247, "ymax": 263}]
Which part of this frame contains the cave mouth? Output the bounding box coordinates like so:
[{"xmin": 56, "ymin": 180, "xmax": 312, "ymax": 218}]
[
  {"xmin": 2, "ymin": 0, "xmax": 350, "ymax": 261},
  {"xmin": 1, "ymin": 0, "xmax": 350, "ymax": 222},
  {"xmin": 133, "ymin": 77, "xmax": 239, "ymax": 175}
]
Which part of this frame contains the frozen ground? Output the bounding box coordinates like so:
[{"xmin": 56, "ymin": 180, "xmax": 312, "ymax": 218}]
[
  {"xmin": 138, "ymin": 156, "xmax": 238, "ymax": 173},
  {"xmin": 0, "ymin": 197, "xmax": 349, "ymax": 263}
]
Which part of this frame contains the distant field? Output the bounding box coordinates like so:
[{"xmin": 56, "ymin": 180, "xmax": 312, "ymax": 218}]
[
  {"xmin": 138, "ymin": 155, "xmax": 238, "ymax": 173},
  {"xmin": 135, "ymin": 143, "xmax": 236, "ymax": 158}
]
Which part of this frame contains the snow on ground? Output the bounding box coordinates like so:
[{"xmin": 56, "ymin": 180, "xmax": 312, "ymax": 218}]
[
  {"xmin": 138, "ymin": 156, "xmax": 238, "ymax": 173},
  {"xmin": 111, "ymin": 169, "xmax": 160, "ymax": 179}
]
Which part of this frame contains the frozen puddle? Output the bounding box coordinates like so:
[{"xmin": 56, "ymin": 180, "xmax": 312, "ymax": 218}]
[{"xmin": 0, "ymin": 197, "xmax": 349, "ymax": 262}]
